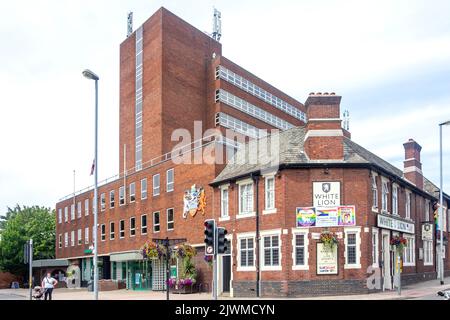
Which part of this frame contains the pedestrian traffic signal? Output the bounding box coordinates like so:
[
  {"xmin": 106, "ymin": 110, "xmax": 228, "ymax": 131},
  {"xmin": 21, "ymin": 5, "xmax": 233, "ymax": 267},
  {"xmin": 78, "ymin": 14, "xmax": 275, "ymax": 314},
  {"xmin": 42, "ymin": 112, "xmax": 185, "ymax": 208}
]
[
  {"xmin": 204, "ymin": 219, "xmax": 215, "ymax": 256},
  {"xmin": 217, "ymin": 227, "xmax": 228, "ymax": 254}
]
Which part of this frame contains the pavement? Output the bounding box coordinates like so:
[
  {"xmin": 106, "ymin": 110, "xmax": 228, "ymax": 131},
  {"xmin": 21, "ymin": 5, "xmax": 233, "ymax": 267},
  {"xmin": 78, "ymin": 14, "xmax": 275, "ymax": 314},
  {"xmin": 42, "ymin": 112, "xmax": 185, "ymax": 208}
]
[{"xmin": 1, "ymin": 277, "xmax": 450, "ymax": 300}]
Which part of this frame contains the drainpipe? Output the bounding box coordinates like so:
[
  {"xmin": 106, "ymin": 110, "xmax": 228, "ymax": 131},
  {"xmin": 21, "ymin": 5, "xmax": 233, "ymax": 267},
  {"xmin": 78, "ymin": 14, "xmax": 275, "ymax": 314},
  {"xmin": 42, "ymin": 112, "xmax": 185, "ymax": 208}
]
[{"xmin": 252, "ymin": 173, "xmax": 261, "ymax": 297}]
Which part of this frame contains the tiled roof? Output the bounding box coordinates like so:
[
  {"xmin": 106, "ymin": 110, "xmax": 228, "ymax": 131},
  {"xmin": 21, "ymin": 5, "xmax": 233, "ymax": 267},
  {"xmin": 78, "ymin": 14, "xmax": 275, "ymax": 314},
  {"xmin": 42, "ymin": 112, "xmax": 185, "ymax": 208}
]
[{"xmin": 212, "ymin": 126, "xmax": 447, "ymax": 200}]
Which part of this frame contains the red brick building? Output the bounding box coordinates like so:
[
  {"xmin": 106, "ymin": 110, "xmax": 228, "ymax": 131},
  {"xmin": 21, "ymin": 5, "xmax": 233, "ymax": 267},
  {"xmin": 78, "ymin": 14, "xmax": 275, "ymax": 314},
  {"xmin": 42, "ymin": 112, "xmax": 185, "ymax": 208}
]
[{"xmin": 55, "ymin": 7, "xmax": 450, "ymax": 296}]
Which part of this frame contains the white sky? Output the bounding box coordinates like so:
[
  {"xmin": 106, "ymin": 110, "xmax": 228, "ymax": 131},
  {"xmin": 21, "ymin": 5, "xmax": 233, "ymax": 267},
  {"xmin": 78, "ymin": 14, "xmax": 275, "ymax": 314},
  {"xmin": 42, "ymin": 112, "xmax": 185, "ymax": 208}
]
[{"xmin": 1, "ymin": 0, "xmax": 450, "ymax": 213}]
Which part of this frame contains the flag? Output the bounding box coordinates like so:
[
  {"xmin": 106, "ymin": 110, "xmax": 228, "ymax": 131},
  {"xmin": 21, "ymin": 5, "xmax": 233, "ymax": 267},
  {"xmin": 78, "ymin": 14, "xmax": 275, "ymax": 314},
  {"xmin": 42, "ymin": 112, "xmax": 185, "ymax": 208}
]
[{"xmin": 90, "ymin": 159, "xmax": 95, "ymax": 176}]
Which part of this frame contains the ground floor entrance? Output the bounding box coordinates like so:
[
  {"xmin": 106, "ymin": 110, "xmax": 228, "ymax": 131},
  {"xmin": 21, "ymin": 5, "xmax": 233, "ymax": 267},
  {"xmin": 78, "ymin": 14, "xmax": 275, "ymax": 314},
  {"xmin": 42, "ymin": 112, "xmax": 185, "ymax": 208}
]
[{"xmin": 127, "ymin": 260, "xmax": 152, "ymax": 291}]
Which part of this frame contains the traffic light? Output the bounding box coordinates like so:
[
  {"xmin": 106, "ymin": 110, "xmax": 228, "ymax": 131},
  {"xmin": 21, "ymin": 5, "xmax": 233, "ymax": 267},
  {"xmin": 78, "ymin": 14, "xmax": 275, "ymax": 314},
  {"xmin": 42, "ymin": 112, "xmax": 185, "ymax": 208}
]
[
  {"xmin": 217, "ymin": 227, "xmax": 228, "ymax": 254},
  {"xmin": 204, "ymin": 219, "xmax": 215, "ymax": 256}
]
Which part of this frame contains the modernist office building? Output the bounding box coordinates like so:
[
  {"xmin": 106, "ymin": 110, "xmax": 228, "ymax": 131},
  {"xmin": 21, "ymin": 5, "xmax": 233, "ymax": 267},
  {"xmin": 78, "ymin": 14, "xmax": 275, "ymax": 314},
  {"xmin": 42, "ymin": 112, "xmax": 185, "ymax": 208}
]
[{"xmin": 55, "ymin": 7, "xmax": 450, "ymax": 296}]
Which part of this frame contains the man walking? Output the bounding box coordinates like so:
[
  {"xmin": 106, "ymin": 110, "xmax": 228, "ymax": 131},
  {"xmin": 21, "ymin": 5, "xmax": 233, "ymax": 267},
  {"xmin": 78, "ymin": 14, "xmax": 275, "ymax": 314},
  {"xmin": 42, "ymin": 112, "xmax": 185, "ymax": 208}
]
[{"xmin": 41, "ymin": 272, "xmax": 58, "ymax": 300}]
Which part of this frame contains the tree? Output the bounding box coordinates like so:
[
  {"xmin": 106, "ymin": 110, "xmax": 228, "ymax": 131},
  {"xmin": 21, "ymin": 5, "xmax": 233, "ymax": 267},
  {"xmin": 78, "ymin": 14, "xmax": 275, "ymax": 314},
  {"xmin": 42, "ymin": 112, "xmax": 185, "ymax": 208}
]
[{"xmin": 0, "ymin": 205, "xmax": 55, "ymax": 278}]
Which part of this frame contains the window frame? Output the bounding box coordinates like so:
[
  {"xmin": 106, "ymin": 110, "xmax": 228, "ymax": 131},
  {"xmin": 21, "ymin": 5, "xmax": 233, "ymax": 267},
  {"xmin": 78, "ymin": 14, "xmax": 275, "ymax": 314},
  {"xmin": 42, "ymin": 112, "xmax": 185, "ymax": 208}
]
[
  {"xmin": 119, "ymin": 186, "xmax": 125, "ymax": 206},
  {"xmin": 405, "ymin": 190, "xmax": 411, "ymax": 220},
  {"xmin": 58, "ymin": 234, "xmax": 62, "ymax": 248},
  {"xmin": 85, "ymin": 227, "xmax": 89, "ymax": 244},
  {"xmin": 64, "ymin": 232, "xmax": 68, "ymax": 247},
  {"xmin": 141, "ymin": 214, "xmax": 147, "ymax": 235},
  {"xmin": 141, "ymin": 178, "xmax": 147, "ymax": 200},
  {"xmin": 110, "ymin": 190, "xmax": 115, "ymax": 209},
  {"xmin": 264, "ymin": 175, "xmax": 276, "ymax": 213},
  {"xmin": 372, "ymin": 228, "xmax": 379, "ymax": 267},
  {"xmin": 260, "ymin": 229, "xmax": 282, "ymax": 271},
  {"xmin": 423, "ymin": 239, "xmax": 433, "ymax": 266},
  {"xmin": 403, "ymin": 235, "xmax": 415, "ymax": 266},
  {"xmin": 220, "ymin": 184, "xmax": 230, "ymax": 220},
  {"xmin": 119, "ymin": 220, "xmax": 125, "ymax": 239},
  {"xmin": 292, "ymin": 229, "xmax": 309, "ymax": 270},
  {"xmin": 371, "ymin": 172, "xmax": 379, "ymax": 212},
  {"xmin": 153, "ymin": 211, "xmax": 160, "ymax": 233},
  {"xmin": 85, "ymin": 199, "xmax": 89, "ymax": 216},
  {"xmin": 381, "ymin": 178, "xmax": 390, "ymax": 214},
  {"xmin": 100, "ymin": 224, "xmax": 106, "ymax": 242},
  {"xmin": 58, "ymin": 208, "xmax": 62, "ymax": 224},
  {"xmin": 344, "ymin": 227, "xmax": 361, "ymax": 269},
  {"xmin": 110, "ymin": 222, "xmax": 115, "ymax": 240},
  {"xmin": 77, "ymin": 229, "xmax": 82, "ymax": 245},
  {"xmin": 77, "ymin": 201, "xmax": 82, "ymax": 218},
  {"xmin": 71, "ymin": 230, "xmax": 75, "ymax": 247},
  {"xmin": 167, "ymin": 208, "xmax": 174, "ymax": 231},
  {"xmin": 100, "ymin": 193, "xmax": 106, "ymax": 211},
  {"xmin": 130, "ymin": 216, "xmax": 136, "ymax": 237},
  {"xmin": 392, "ymin": 184, "xmax": 399, "ymax": 216},
  {"xmin": 166, "ymin": 168, "xmax": 174, "ymax": 193},
  {"xmin": 71, "ymin": 204, "xmax": 75, "ymax": 220},
  {"xmin": 237, "ymin": 232, "xmax": 256, "ymax": 271},
  {"xmin": 237, "ymin": 179, "xmax": 255, "ymax": 218},
  {"xmin": 153, "ymin": 174, "xmax": 160, "ymax": 196},
  {"xmin": 129, "ymin": 182, "xmax": 136, "ymax": 203}
]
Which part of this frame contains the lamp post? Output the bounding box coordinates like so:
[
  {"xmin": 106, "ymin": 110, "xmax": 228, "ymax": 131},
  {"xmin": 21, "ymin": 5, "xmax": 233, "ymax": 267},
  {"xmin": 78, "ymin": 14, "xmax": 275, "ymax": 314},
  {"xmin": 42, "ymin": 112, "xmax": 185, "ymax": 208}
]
[
  {"xmin": 83, "ymin": 69, "xmax": 100, "ymax": 299},
  {"xmin": 439, "ymin": 120, "xmax": 450, "ymax": 285}
]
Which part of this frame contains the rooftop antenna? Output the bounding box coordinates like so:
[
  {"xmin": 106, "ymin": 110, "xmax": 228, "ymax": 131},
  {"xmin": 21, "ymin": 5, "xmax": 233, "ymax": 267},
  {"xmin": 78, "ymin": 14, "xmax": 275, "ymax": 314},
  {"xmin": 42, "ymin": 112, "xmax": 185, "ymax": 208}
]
[
  {"xmin": 127, "ymin": 12, "xmax": 133, "ymax": 37},
  {"xmin": 343, "ymin": 110, "xmax": 350, "ymax": 131},
  {"xmin": 212, "ymin": 8, "xmax": 222, "ymax": 42}
]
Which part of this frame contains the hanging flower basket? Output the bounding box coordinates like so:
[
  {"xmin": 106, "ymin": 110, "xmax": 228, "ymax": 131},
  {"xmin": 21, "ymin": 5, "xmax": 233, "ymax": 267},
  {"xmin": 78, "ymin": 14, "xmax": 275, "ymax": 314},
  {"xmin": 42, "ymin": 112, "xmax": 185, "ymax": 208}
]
[
  {"xmin": 390, "ymin": 236, "xmax": 407, "ymax": 252},
  {"xmin": 141, "ymin": 241, "xmax": 167, "ymax": 260},
  {"xmin": 320, "ymin": 230, "xmax": 338, "ymax": 250},
  {"xmin": 173, "ymin": 244, "xmax": 197, "ymax": 260}
]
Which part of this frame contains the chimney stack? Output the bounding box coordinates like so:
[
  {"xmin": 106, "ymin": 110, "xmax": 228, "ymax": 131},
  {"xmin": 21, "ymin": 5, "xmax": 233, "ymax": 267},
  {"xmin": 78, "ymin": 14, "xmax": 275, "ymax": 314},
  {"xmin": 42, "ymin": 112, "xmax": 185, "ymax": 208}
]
[
  {"xmin": 304, "ymin": 92, "xmax": 344, "ymax": 160},
  {"xmin": 403, "ymin": 139, "xmax": 423, "ymax": 189}
]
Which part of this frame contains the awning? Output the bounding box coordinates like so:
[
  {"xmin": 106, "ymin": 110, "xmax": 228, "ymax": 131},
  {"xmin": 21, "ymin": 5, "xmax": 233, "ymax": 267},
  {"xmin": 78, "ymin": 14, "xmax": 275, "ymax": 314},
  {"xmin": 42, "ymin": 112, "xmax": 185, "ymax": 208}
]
[
  {"xmin": 110, "ymin": 251, "xmax": 143, "ymax": 262},
  {"xmin": 32, "ymin": 259, "xmax": 70, "ymax": 268}
]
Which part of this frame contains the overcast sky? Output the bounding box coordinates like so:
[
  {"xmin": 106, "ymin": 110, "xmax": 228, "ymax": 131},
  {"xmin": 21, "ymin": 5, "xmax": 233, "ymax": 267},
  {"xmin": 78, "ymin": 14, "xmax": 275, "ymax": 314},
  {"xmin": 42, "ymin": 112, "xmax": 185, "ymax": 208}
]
[{"xmin": 1, "ymin": 0, "xmax": 450, "ymax": 214}]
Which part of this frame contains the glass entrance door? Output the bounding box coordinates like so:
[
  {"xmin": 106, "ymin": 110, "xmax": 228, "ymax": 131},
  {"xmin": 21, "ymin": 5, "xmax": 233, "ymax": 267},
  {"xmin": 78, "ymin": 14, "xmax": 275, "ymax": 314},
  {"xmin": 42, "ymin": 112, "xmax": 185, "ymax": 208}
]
[{"xmin": 129, "ymin": 260, "xmax": 152, "ymax": 290}]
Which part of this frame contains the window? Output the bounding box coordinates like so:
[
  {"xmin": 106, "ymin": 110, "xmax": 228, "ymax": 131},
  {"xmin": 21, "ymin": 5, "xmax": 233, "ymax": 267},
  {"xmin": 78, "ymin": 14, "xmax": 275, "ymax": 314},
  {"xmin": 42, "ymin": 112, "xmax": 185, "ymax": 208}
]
[
  {"xmin": 101, "ymin": 193, "xmax": 106, "ymax": 211},
  {"xmin": 58, "ymin": 208, "xmax": 62, "ymax": 224},
  {"xmin": 58, "ymin": 234, "xmax": 62, "ymax": 248},
  {"xmin": 153, "ymin": 212, "xmax": 160, "ymax": 233},
  {"xmin": 110, "ymin": 222, "xmax": 115, "ymax": 240},
  {"xmin": 372, "ymin": 229, "xmax": 379, "ymax": 267},
  {"xmin": 217, "ymin": 89, "xmax": 294, "ymax": 131},
  {"xmin": 85, "ymin": 199, "xmax": 89, "ymax": 216},
  {"xmin": 100, "ymin": 224, "xmax": 106, "ymax": 241},
  {"xmin": 110, "ymin": 190, "xmax": 115, "ymax": 208},
  {"xmin": 64, "ymin": 206, "xmax": 68, "ymax": 222},
  {"xmin": 220, "ymin": 187, "xmax": 229, "ymax": 218},
  {"xmin": 216, "ymin": 112, "xmax": 263, "ymax": 139},
  {"xmin": 405, "ymin": 192, "xmax": 411, "ymax": 219},
  {"xmin": 371, "ymin": 173, "xmax": 378, "ymax": 210},
  {"xmin": 141, "ymin": 178, "xmax": 147, "ymax": 200},
  {"xmin": 292, "ymin": 231, "xmax": 309, "ymax": 269},
  {"xmin": 265, "ymin": 176, "xmax": 275, "ymax": 210},
  {"xmin": 217, "ymin": 65, "xmax": 307, "ymax": 122},
  {"xmin": 119, "ymin": 186, "xmax": 125, "ymax": 206},
  {"xmin": 129, "ymin": 182, "xmax": 135, "ymax": 203},
  {"xmin": 78, "ymin": 229, "xmax": 82, "ymax": 245},
  {"xmin": 424, "ymin": 240, "xmax": 433, "ymax": 266},
  {"xmin": 167, "ymin": 208, "xmax": 174, "ymax": 230},
  {"xmin": 425, "ymin": 200, "xmax": 430, "ymax": 221},
  {"xmin": 262, "ymin": 234, "xmax": 280, "ymax": 268},
  {"xmin": 71, "ymin": 230, "xmax": 75, "ymax": 246},
  {"xmin": 77, "ymin": 201, "xmax": 82, "ymax": 218},
  {"xmin": 239, "ymin": 237, "xmax": 255, "ymax": 269},
  {"xmin": 85, "ymin": 227, "xmax": 89, "ymax": 244},
  {"xmin": 403, "ymin": 236, "xmax": 415, "ymax": 266},
  {"xmin": 141, "ymin": 214, "xmax": 147, "ymax": 235},
  {"xmin": 381, "ymin": 180, "xmax": 389, "ymax": 213},
  {"xmin": 153, "ymin": 174, "xmax": 160, "ymax": 196},
  {"xmin": 71, "ymin": 204, "xmax": 75, "ymax": 220},
  {"xmin": 119, "ymin": 220, "xmax": 125, "ymax": 239},
  {"xmin": 130, "ymin": 217, "xmax": 136, "ymax": 236},
  {"xmin": 344, "ymin": 228, "xmax": 361, "ymax": 268},
  {"xmin": 166, "ymin": 169, "xmax": 174, "ymax": 192},
  {"xmin": 64, "ymin": 232, "xmax": 68, "ymax": 247},
  {"xmin": 239, "ymin": 181, "xmax": 254, "ymax": 215},
  {"xmin": 392, "ymin": 185, "xmax": 398, "ymax": 215}
]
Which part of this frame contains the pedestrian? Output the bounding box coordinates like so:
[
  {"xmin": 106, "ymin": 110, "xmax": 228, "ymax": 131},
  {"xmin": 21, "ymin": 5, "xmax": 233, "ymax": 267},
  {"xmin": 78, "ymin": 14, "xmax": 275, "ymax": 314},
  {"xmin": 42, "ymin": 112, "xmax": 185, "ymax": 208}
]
[{"xmin": 41, "ymin": 272, "xmax": 58, "ymax": 300}]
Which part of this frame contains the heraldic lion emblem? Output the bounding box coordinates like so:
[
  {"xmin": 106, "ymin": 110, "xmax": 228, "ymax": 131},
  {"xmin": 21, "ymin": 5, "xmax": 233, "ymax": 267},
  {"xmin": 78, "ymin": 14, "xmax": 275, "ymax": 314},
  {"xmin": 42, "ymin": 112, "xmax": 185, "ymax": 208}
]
[{"xmin": 183, "ymin": 184, "xmax": 206, "ymax": 219}]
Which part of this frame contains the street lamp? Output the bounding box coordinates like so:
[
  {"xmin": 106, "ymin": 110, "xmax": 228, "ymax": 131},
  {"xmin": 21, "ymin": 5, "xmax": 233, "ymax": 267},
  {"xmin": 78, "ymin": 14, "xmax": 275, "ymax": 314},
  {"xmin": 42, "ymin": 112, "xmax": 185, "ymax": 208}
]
[
  {"xmin": 439, "ymin": 120, "xmax": 450, "ymax": 285},
  {"xmin": 83, "ymin": 69, "xmax": 99, "ymax": 300}
]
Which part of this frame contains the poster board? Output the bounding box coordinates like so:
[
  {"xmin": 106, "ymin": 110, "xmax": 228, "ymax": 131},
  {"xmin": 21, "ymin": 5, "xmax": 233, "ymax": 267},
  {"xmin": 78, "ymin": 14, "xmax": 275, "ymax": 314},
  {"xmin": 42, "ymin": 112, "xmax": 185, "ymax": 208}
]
[
  {"xmin": 316, "ymin": 243, "xmax": 338, "ymax": 275},
  {"xmin": 296, "ymin": 206, "xmax": 356, "ymax": 228}
]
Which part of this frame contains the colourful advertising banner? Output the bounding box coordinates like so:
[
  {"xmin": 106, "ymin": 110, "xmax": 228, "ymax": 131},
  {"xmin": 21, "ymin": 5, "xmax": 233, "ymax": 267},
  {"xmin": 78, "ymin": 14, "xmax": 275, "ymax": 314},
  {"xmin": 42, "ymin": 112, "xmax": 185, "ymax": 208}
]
[{"xmin": 296, "ymin": 206, "xmax": 356, "ymax": 228}]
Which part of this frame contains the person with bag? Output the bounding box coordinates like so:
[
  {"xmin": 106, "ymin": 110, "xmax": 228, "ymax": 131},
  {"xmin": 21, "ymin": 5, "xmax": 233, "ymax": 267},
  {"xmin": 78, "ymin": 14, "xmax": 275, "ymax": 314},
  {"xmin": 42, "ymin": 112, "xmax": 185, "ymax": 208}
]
[{"xmin": 41, "ymin": 272, "xmax": 58, "ymax": 300}]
